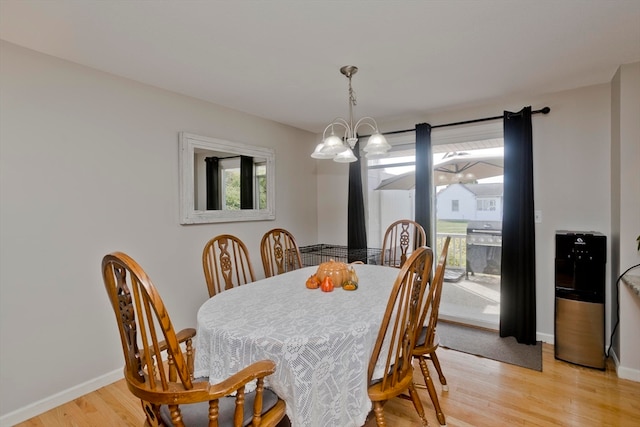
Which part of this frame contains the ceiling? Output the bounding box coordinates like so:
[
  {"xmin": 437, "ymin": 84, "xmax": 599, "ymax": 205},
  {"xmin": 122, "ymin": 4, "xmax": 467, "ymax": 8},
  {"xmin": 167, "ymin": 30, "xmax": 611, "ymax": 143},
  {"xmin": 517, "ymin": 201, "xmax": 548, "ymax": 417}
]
[{"xmin": 2, "ymin": 1, "xmax": 639, "ymax": 134}]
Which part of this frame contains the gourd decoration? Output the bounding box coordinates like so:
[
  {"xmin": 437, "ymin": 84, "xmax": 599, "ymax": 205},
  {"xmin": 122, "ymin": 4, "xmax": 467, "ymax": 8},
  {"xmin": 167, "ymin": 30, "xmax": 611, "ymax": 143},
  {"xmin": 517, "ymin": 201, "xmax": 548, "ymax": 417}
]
[
  {"xmin": 315, "ymin": 259, "xmax": 350, "ymax": 287},
  {"xmin": 342, "ymin": 266, "xmax": 358, "ymax": 291},
  {"xmin": 320, "ymin": 276, "xmax": 334, "ymax": 292},
  {"xmin": 305, "ymin": 275, "xmax": 320, "ymax": 289},
  {"xmin": 305, "ymin": 260, "xmax": 361, "ymax": 290}
]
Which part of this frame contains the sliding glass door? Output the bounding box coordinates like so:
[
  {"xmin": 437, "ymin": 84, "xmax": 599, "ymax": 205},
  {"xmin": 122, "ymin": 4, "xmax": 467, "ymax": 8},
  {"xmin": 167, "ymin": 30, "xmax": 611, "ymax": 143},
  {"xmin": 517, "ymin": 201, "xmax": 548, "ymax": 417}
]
[{"xmin": 365, "ymin": 124, "xmax": 504, "ymax": 328}]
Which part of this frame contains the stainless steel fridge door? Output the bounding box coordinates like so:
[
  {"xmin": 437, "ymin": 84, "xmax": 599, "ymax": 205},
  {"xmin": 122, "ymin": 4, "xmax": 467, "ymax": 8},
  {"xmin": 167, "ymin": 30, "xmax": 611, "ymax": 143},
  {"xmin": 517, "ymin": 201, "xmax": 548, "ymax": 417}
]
[{"xmin": 555, "ymin": 297, "xmax": 605, "ymax": 369}]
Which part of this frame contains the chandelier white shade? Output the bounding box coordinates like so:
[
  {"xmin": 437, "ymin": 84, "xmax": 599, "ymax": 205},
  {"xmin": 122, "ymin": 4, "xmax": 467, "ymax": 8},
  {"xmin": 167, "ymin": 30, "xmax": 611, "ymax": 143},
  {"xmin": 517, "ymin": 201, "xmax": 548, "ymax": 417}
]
[{"xmin": 311, "ymin": 66, "xmax": 390, "ymax": 163}]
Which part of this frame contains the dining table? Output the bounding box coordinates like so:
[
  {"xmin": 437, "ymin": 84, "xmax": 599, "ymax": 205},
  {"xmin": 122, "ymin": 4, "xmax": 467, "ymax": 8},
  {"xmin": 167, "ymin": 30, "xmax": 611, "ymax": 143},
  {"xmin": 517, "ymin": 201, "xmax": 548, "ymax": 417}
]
[{"xmin": 193, "ymin": 263, "xmax": 400, "ymax": 427}]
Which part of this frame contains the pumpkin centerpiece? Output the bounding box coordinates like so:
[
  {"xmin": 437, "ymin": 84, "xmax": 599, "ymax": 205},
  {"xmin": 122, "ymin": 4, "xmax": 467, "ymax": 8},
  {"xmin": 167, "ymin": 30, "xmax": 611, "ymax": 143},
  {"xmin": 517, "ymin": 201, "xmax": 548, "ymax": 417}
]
[{"xmin": 315, "ymin": 259, "xmax": 350, "ymax": 288}]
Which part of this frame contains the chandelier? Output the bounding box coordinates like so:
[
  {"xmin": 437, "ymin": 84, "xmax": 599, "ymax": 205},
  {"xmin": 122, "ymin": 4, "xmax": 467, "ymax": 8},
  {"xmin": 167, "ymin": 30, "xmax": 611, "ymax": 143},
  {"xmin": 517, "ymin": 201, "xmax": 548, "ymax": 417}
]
[{"xmin": 311, "ymin": 65, "xmax": 390, "ymax": 163}]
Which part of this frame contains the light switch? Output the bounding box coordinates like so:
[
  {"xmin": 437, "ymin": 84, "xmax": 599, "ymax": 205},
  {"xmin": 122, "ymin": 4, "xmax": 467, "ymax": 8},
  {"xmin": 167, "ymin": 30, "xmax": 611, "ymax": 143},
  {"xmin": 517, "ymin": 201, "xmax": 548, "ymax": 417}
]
[{"xmin": 535, "ymin": 210, "xmax": 542, "ymax": 223}]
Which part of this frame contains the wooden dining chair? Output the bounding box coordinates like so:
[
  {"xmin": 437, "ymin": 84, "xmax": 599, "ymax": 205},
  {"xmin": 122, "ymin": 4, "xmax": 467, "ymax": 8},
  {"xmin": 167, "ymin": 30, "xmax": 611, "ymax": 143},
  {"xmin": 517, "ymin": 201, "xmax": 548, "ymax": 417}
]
[
  {"xmin": 102, "ymin": 251, "xmax": 286, "ymax": 427},
  {"xmin": 368, "ymin": 246, "xmax": 434, "ymax": 427},
  {"xmin": 260, "ymin": 228, "xmax": 303, "ymax": 278},
  {"xmin": 380, "ymin": 219, "xmax": 427, "ymax": 268},
  {"xmin": 412, "ymin": 236, "xmax": 451, "ymax": 426},
  {"xmin": 202, "ymin": 234, "xmax": 256, "ymax": 298}
]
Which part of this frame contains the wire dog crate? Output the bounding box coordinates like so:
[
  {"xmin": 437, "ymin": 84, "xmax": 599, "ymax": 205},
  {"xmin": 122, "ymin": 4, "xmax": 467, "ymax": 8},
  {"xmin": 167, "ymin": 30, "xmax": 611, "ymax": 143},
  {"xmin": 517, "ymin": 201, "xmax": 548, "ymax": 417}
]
[{"xmin": 299, "ymin": 244, "xmax": 382, "ymax": 266}]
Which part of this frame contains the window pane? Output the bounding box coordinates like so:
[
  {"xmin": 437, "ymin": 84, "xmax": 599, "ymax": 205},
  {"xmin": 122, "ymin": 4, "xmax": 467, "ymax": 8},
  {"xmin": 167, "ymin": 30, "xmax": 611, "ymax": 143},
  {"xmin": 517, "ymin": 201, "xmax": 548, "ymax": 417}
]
[
  {"xmin": 223, "ymin": 168, "xmax": 240, "ymax": 210},
  {"xmin": 256, "ymin": 164, "xmax": 267, "ymax": 209}
]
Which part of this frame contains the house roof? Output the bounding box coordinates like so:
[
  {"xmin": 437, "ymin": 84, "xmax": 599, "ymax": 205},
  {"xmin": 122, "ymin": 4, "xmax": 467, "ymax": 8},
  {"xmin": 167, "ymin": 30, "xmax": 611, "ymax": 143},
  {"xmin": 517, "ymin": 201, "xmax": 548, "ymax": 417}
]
[
  {"xmin": 462, "ymin": 183, "xmax": 503, "ymax": 197},
  {"xmin": 437, "ymin": 183, "xmax": 503, "ymax": 197}
]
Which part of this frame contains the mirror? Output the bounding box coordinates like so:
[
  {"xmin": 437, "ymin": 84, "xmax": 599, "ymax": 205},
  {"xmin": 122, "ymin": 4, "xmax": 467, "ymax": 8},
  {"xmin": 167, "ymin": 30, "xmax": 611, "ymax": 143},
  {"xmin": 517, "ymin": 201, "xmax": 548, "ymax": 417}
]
[{"xmin": 179, "ymin": 132, "xmax": 275, "ymax": 224}]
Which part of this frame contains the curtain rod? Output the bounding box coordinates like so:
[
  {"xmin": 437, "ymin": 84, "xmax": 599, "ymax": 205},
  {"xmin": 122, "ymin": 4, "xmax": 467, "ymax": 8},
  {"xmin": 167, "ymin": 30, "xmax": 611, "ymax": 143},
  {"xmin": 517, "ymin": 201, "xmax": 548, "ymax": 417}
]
[
  {"xmin": 376, "ymin": 106, "xmax": 551, "ymax": 136},
  {"xmin": 205, "ymin": 155, "xmax": 242, "ymax": 160}
]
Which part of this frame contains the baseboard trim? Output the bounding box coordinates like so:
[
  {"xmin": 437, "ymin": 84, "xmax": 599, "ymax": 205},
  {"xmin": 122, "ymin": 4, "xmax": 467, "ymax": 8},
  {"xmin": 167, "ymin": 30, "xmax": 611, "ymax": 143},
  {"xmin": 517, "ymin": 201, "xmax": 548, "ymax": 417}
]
[
  {"xmin": 608, "ymin": 345, "xmax": 640, "ymax": 382},
  {"xmin": 0, "ymin": 369, "xmax": 123, "ymax": 427},
  {"xmin": 617, "ymin": 365, "xmax": 640, "ymax": 382},
  {"xmin": 537, "ymin": 332, "xmax": 554, "ymax": 345}
]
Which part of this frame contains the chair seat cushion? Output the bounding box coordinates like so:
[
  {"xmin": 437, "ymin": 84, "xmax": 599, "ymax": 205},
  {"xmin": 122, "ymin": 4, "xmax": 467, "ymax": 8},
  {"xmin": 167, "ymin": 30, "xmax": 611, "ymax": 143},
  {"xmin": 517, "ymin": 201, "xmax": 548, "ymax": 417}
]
[
  {"xmin": 159, "ymin": 387, "xmax": 280, "ymax": 427},
  {"xmin": 416, "ymin": 327, "xmax": 440, "ymax": 348}
]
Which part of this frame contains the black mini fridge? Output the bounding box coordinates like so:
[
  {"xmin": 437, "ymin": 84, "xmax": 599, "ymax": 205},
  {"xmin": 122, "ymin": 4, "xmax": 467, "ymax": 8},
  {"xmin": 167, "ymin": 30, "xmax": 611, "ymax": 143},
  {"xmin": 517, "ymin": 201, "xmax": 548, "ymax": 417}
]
[{"xmin": 554, "ymin": 231, "xmax": 606, "ymax": 369}]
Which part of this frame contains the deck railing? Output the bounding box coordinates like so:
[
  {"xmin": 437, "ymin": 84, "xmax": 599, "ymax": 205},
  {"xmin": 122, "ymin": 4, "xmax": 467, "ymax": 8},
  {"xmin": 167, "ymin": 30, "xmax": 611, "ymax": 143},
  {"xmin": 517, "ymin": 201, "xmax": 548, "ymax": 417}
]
[
  {"xmin": 299, "ymin": 233, "xmax": 469, "ymax": 269},
  {"xmin": 435, "ymin": 233, "xmax": 467, "ymax": 269}
]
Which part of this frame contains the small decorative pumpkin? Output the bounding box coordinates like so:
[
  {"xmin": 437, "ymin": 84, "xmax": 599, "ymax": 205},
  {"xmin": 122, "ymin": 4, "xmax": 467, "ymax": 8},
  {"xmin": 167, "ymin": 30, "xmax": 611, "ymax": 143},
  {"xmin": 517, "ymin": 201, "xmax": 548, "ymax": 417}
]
[
  {"xmin": 320, "ymin": 276, "xmax": 334, "ymax": 292},
  {"xmin": 315, "ymin": 259, "xmax": 350, "ymax": 287},
  {"xmin": 305, "ymin": 274, "xmax": 320, "ymax": 289}
]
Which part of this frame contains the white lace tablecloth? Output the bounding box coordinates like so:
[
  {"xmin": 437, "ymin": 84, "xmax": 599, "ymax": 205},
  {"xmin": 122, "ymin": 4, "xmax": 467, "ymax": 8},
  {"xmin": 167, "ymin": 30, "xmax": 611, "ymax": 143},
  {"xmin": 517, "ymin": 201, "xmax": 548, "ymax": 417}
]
[{"xmin": 194, "ymin": 264, "xmax": 399, "ymax": 427}]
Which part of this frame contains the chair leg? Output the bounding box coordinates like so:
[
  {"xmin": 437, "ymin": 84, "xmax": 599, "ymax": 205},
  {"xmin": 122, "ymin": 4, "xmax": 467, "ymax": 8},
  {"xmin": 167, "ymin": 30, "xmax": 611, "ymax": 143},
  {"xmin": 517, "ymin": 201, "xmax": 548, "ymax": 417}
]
[
  {"xmin": 429, "ymin": 351, "xmax": 449, "ymax": 391},
  {"xmin": 168, "ymin": 404, "xmax": 185, "ymax": 427},
  {"xmin": 142, "ymin": 401, "xmax": 161, "ymax": 427},
  {"xmin": 418, "ymin": 356, "xmax": 446, "ymax": 426},
  {"xmin": 407, "ymin": 382, "xmax": 429, "ymax": 426},
  {"xmin": 372, "ymin": 401, "xmax": 387, "ymax": 427}
]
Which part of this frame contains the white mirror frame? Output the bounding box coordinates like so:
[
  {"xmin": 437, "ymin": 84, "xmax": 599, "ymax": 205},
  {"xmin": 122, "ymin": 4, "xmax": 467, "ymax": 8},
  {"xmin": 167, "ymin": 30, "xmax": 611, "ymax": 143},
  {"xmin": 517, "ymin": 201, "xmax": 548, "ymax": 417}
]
[{"xmin": 179, "ymin": 132, "xmax": 276, "ymax": 224}]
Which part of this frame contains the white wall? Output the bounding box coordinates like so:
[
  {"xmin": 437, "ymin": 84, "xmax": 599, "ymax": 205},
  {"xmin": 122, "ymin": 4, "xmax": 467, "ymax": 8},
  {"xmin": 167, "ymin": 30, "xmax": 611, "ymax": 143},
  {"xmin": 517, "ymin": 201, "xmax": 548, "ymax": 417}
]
[
  {"xmin": 0, "ymin": 41, "xmax": 319, "ymax": 423},
  {"xmin": 611, "ymin": 62, "xmax": 640, "ymax": 381},
  {"xmin": 315, "ymin": 158, "xmax": 350, "ymax": 244}
]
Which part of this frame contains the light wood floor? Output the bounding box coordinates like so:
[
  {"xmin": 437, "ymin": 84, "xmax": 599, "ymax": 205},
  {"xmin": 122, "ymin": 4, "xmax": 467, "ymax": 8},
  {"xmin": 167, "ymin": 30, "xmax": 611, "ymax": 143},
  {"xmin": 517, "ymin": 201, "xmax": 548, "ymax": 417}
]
[{"xmin": 16, "ymin": 343, "xmax": 640, "ymax": 427}]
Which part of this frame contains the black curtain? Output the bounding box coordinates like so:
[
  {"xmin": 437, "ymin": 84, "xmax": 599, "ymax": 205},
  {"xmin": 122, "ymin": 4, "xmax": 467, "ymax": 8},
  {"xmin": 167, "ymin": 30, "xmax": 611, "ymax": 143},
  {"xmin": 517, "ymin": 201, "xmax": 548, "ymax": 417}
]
[
  {"xmin": 500, "ymin": 106, "xmax": 537, "ymax": 344},
  {"xmin": 348, "ymin": 141, "xmax": 368, "ymax": 263},
  {"xmin": 240, "ymin": 155, "xmax": 254, "ymax": 209},
  {"xmin": 415, "ymin": 123, "xmax": 433, "ymax": 248},
  {"xmin": 205, "ymin": 157, "xmax": 221, "ymax": 210}
]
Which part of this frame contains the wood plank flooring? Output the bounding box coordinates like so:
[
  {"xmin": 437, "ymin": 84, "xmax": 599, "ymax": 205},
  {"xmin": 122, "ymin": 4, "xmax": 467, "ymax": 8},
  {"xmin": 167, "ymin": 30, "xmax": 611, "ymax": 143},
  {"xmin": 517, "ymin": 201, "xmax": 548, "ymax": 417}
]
[{"xmin": 16, "ymin": 344, "xmax": 640, "ymax": 427}]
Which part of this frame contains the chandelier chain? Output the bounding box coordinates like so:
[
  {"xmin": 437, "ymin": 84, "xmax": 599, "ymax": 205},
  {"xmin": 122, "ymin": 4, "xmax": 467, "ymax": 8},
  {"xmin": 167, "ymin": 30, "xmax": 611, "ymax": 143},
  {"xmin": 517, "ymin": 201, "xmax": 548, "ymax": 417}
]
[
  {"xmin": 347, "ymin": 74, "xmax": 356, "ymax": 134},
  {"xmin": 348, "ymin": 76, "xmax": 357, "ymax": 107}
]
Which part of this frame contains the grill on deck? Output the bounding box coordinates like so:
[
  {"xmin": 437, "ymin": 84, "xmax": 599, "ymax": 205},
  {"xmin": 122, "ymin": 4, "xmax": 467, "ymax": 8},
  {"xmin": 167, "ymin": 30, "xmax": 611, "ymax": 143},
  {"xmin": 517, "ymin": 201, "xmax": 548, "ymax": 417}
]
[{"xmin": 466, "ymin": 221, "xmax": 502, "ymax": 277}]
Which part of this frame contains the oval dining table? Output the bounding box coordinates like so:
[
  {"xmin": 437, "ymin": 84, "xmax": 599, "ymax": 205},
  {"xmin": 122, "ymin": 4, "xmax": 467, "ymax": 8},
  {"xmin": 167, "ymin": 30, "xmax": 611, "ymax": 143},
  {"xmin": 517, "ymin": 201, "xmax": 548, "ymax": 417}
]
[{"xmin": 193, "ymin": 264, "xmax": 400, "ymax": 427}]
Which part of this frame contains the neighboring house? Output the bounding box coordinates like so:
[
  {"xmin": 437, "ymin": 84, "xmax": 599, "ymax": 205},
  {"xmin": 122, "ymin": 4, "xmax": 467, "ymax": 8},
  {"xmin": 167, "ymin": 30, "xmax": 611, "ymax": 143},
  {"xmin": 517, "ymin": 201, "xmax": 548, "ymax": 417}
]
[{"xmin": 436, "ymin": 183, "xmax": 503, "ymax": 222}]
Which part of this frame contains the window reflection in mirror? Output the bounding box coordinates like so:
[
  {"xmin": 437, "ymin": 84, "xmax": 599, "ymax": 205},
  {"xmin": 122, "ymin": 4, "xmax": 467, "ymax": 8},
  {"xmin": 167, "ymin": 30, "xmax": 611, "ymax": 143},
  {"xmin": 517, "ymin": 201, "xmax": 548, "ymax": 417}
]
[
  {"xmin": 193, "ymin": 152, "xmax": 267, "ymax": 211},
  {"xmin": 180, "ymin": 132, "xmax": 275, "ymax": 224}
]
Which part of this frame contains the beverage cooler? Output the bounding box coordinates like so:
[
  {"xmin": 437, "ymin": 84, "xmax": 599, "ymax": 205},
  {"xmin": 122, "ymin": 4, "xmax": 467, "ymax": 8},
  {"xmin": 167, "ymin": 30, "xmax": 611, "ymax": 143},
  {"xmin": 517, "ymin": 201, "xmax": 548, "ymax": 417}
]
[{"xmin": 554, "ymin": 231, "xmax": 606, "ymax": 369}]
